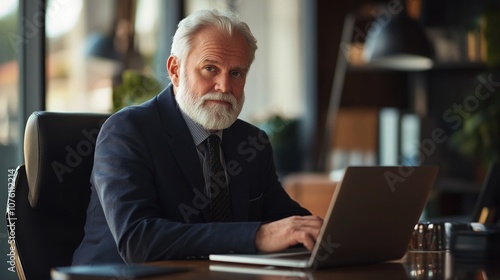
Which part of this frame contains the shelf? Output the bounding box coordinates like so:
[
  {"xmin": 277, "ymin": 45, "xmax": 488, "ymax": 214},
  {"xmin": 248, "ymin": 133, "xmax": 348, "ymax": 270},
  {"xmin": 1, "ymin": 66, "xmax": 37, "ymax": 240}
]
[
  {"xmin": 347, "ymin": 61, "xmax": 487, "ymax": 72},
  {"xmin": 431, "ymin": 61, "xmax": 487, "ymax": 70}
]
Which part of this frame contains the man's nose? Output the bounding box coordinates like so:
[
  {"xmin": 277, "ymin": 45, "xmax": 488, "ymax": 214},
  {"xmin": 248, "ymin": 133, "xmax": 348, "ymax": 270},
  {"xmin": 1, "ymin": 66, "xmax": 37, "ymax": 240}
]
[{"xmin": 214, "ymin": 74, "xmax": 232, "ymax": 93}]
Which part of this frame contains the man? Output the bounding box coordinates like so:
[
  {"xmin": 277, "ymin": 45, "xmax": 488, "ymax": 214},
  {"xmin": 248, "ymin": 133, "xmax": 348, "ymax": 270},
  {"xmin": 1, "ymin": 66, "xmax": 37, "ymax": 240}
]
[{"xmin": 72, "ymin": 9, "xmax": 322, "ymax": 265}]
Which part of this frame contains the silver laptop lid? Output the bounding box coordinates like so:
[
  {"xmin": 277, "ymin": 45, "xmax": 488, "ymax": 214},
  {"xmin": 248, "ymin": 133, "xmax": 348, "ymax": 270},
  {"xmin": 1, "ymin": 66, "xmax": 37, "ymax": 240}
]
[{"xmin": 309, "ymin": 166, "xmax": 438, "ymax": 268}]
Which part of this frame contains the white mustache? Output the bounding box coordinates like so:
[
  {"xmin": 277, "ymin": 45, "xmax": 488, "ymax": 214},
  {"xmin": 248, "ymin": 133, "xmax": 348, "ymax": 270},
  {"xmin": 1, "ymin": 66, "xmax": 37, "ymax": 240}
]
[{"xmin": 201, "ymin": 93, "xmax": 237, "ymax": 106}]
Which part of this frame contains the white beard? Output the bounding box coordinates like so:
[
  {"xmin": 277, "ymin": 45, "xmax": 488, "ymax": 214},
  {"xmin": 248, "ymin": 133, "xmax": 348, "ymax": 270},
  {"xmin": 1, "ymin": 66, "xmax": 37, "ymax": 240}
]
[{"xmin": 175, "ymin": 74, "xmax": 244, "ymax": 130}]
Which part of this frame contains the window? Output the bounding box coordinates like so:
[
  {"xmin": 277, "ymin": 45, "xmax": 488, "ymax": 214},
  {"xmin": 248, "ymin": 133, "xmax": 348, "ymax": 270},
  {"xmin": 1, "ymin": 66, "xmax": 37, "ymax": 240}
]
[
  {"xmin": 46, "ymin": 0, "xmax": 167, "ymax": 113},
  {"xmin": 0, "ymin": 2, "xmax": 20, "ymax": 279},
  {"xmin": 0, "ymin": 0, "xmax": 19, "ymax": 146},
  {"xmin": 45, "ymin": 0, "xmax": 306, "ymax": 124}
]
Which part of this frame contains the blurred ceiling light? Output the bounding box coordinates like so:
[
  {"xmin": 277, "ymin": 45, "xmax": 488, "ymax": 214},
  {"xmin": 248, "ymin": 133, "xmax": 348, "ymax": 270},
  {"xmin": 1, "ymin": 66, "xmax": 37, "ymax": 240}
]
[{"xmin": 46, "ymin": 0, "xmax": 83, "ymax": 38}]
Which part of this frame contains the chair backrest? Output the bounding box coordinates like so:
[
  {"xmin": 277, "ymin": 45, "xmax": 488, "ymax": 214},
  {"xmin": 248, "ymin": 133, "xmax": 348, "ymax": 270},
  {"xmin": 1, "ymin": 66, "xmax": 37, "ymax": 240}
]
[
  {"xmin": 471, "ymin": 161, "xmax": 500, "ymax": 224},
  {"xmin": 6, "ymin": 111, "xmax": 109, "ymax": 280}
]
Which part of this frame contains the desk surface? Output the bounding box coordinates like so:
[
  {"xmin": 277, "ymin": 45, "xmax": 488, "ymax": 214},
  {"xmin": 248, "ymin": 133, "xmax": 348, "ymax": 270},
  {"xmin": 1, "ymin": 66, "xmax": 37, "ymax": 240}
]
[
  {"xmin": 140, "ymin": 252, "xmax": 500, "ymax": 280},
  {"xmin": 51, "ymin": 252, "xmax": 500, "ymax": 279}
]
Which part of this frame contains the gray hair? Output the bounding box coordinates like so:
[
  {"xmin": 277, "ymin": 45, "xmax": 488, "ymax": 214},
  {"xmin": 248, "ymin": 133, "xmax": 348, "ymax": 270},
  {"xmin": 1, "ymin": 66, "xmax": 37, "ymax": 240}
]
[{"xmin": 171, "ymin": 9, "xmax": 258, "ymax": 65}]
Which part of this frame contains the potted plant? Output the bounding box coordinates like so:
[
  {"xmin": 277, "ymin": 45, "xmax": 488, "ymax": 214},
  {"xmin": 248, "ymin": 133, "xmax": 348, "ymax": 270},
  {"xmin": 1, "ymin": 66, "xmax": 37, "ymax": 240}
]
[
  {"xmin": 112, "ymin": 69, "xmax": 162, "ymax": 112},
  {"xmin": 449, "ymin": 74, "xmax": 500, "ymax": 175}
]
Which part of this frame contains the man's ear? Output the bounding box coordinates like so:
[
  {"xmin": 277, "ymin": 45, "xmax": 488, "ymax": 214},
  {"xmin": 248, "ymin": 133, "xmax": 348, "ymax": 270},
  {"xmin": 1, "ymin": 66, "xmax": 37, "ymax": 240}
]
[{"xmin": 167, "ymin": 55, "xmax": 180, "ymax": 87}]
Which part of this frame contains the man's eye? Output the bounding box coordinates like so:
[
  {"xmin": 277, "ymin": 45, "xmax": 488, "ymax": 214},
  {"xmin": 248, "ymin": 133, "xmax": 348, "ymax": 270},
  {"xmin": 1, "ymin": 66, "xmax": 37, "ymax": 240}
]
[
  {"xmin": 231, "ymin": 71, "xmax": 243, "ymax": 77},
  {"xmin": 205, "ymin": 66, "xmax": 215, "ymax": 72}
]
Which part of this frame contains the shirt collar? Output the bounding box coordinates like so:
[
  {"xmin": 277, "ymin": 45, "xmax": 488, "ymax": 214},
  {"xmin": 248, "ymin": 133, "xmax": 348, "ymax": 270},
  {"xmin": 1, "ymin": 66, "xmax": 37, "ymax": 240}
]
[{"xmin": 180, "ymin": 110, "xmax": 223, "ymax": 146}]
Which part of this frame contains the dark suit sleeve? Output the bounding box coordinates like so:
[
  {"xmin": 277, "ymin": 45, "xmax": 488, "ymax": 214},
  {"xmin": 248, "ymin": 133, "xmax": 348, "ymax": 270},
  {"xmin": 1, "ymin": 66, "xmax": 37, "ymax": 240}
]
[{"xmin": 92, "ymin": 110, "xmax": 261, "ymax": 263}]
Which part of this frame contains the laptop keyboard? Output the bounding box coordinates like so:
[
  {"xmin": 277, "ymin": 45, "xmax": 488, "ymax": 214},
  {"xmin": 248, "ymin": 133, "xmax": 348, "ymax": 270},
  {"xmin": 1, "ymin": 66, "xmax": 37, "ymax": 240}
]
[{"xmin": 264, "ymin": 250, "xmax": 311, "ymax": 260}]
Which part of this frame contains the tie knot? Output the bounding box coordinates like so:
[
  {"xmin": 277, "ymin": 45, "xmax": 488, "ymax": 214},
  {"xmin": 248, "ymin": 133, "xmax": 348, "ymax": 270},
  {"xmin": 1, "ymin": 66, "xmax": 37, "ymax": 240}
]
[{"xmin": 206, "ymin": 134, "xmax": 221, "ymax": 152}]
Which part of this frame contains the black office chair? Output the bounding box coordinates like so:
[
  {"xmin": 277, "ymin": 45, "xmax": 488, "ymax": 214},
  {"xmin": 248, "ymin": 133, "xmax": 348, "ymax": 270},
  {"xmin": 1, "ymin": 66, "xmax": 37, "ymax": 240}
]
[
  {"xmin": 6, "ymin": 111, "xmax": 109, "ymax": 280},
  {"xmin": 471, "ymin": 161, "xmax": 500, "ymax": 225}
]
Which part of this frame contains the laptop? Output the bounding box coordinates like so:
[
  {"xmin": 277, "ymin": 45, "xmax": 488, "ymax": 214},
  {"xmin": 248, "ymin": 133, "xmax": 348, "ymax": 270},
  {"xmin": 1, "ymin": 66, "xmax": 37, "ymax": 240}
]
[{"xmin": 210, "ymin": 166, "xmax": 439, "ymax": 269}]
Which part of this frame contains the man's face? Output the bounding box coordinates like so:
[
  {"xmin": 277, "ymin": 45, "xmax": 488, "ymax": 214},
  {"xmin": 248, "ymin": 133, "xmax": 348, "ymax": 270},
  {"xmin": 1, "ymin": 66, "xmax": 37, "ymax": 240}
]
[{"xmin": 170, "ymin": 27, "xmax": 251, "ymax": 131}]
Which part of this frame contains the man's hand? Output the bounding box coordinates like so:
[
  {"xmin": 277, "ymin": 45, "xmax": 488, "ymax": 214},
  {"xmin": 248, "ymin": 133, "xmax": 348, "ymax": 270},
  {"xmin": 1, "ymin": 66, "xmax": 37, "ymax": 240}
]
[{"xmin": 255, "ymin": 215, "xmax": 323, "ymax": 252}]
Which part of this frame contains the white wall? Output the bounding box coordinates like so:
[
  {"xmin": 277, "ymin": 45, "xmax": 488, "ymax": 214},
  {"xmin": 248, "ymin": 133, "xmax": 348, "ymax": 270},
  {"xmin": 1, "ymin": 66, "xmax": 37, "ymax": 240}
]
[{"xmin": 186, "ymin": 0, "xmax": 305, "ymax": 123}]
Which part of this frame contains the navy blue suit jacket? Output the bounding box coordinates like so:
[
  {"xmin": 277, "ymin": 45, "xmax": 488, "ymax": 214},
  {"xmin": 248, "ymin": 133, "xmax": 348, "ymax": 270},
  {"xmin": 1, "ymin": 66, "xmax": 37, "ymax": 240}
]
[{"xmin": 72, "ymin": 84, "xmax": 310, "ymax": 265}]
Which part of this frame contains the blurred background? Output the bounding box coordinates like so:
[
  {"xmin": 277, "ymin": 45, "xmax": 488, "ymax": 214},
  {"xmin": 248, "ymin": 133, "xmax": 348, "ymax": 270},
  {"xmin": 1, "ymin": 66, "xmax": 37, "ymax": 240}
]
[{"xmin": 1, "ymin": 0, "xmax": 500, "ymax": 278}]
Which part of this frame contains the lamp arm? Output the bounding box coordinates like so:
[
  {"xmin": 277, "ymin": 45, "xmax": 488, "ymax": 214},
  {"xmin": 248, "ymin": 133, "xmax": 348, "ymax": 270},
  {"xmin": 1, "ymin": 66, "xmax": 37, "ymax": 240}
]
[{"xmin": 317, "ymin": 13, "xmax": 356, "ymax": 172}]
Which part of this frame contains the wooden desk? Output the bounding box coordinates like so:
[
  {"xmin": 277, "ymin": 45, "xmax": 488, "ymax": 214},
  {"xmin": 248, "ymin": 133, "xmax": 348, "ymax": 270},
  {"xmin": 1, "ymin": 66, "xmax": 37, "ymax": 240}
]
[
  {"xmin": 283, "ymin": 173, "xmax": 337, "ymax": 218},
  {"xmin": 140, "ymin": 252, "xmax": 500, "ymax": 280},
  {"xmin": 51, "ymin": 252, "xmax": 500, "ymax": 279}
]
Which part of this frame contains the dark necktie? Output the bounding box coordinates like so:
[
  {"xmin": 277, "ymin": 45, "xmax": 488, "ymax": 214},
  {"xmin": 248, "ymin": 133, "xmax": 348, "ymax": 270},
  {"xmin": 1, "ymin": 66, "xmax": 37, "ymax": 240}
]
[{"xmin": 206, "ymin": 134, "xmax": 231, "ymax": 222}]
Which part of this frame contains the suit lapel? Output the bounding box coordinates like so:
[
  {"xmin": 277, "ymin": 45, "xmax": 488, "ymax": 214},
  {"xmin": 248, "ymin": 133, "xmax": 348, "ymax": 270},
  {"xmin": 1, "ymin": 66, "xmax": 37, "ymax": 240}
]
[{"xmin": 157, "ymin": 86, "xmax": 209, "ymax": 222}]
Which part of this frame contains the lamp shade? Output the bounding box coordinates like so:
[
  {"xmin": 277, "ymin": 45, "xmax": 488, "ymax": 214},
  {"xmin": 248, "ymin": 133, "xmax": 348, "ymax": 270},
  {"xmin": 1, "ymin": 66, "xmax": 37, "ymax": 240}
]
[
  {"xmin": 363, "ymin": 11, "xmax": 434, "ymax": 70},
  {"xmin": 85, "ymin": 33, "xmax": 122, "ymax": 61}
]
